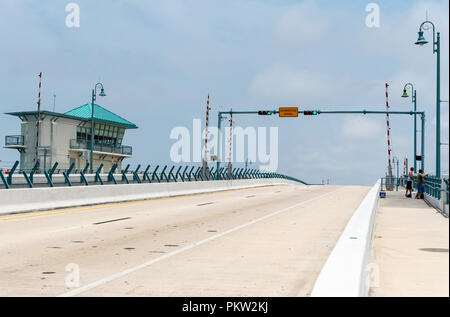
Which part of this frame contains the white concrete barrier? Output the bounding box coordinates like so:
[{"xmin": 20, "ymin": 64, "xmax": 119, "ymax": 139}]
[
  {"xmin": 423, "ymin": 178, "xmax": 449, "ymax": 216},
  {"xmin": 424, "ymin": 193, "xmax": 449, "ymax": 216},
  {"xmin": 311, "ymin": 179, "xmax": 381, "ymax": 297},
  {"xmin": 0, "ymin": 178, "xmax": 300, "ymax": 216}
]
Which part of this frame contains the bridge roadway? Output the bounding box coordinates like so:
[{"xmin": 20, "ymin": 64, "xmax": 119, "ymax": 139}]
[{"xmin": 0, "ymin": 184, "xmax": 370, "ymax": 296}]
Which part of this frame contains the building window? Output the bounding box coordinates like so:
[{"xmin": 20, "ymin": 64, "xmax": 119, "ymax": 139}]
[{"xmin": 77, "ymin": 123, "xmax": 124, "ymax": 147}]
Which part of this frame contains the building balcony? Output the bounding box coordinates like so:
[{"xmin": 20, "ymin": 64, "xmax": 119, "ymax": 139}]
[
  {"xmin": 70, "ymin": 139, "xmax": 132, "ymax": 156},
  {"xmin": 4, "ymin": 135, "xmax": 25, "ymax": 150}
]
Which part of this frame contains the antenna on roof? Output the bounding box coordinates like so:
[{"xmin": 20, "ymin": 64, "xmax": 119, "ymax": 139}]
[
  {"xmin": 35, "ymin": 72, "xmax": 42, "ymax": 165},
  {"xmin": 53, "ymin": 94, "xmax": 56, "ymax": 112},
  {"xmin": 202, "ymin": 94, "xmax": 211, "ymax": 177}
]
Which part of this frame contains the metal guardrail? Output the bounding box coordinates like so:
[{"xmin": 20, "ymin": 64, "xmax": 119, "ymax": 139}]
[
  {"xmin": 415, "ymin": 175, "xmax": 449, "ymax": 205},
  {"xmin": 382, "ymin": 174, "xmax": 449, "ymax": 206},
  {"xmin": 421, "ymin": 176, "xmax": 442, "ymax": 200},
  {"xmin": 380, "ymin": 176, "xmax": 404, "ymax": 191},
  {"xmin": 444, "ymin": 179, "xmax": 449, "ymax": 206},
  {"xmin": 0, "ymin": 160, "xmax": 308, "ymax": 189},
  {"xmin": 70, "ymin": 139, "xmax": 132, "ymax": 155}
]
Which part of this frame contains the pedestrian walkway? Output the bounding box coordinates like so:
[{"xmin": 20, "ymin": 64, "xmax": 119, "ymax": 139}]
[{"xmin": 370, "ymin": 191, "xmax": 449, "ymax": 297}]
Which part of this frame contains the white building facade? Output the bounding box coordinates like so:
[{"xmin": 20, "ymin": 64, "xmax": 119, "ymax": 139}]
[{"xmin": 4, "ymin": 104, "xmax": 137, "ymax": 172}]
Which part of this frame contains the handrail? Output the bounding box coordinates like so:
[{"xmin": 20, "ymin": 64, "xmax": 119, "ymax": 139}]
[
  {"xmin": 381, "ymin": 174, "xmax": 449, "ymax": 206},
  {"xmin": 0, "ymin": 160, "xmax": 309, "ymax": 189},
  {"xmin": 69, "ymin": 139, "xmax": 132, "ymax": 155}
]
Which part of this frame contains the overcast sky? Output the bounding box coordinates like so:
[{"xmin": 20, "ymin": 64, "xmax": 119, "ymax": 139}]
[{"xmin": 0, "ymin": 0, "xmax": 448, "ymax": 185}]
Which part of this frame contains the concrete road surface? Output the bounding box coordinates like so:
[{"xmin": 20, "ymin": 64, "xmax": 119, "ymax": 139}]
[{"xmin": 0, "ymin": 184, "xmax": 369, "ymax": 297}]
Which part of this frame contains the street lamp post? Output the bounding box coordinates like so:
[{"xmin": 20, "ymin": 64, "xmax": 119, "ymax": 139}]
[
  {"xmin": 90, "ymin": 83, "xmax": 106, "ymax": 174},
  {"xmin": 393, "ymin": 156, "xmax": 400, "ymax": 191},
  {"xmin": 414, "ymin": 20, "xmax": 440, "ymax": 177},
  {"xmin": 421, "ymin": 113, "xmax": 425, "ymax": 171},
  {"xmin": 401, "ymin": 83, "xmax": 417, "ymax": 171},
  {"xmin": 216, "ymin": 112, "xmax": 230, "ymax": 177}
]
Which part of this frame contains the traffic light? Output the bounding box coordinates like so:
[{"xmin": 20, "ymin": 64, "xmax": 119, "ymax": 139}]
[
  {"xmin": 303, "ymin": 110, "xmax": 319, "ymax": 115},
  {"xmin": 258, "ymin": 110, "xmax": 273, "ymax": 115}
]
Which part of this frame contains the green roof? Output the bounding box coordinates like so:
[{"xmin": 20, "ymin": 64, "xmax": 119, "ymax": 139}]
[{"xmin": 64, "ymin": 104, "xmax": 137, "ymax": 129}]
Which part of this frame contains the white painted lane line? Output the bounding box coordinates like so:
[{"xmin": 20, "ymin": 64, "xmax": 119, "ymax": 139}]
[
  {"xmin": 59, "ymin": 188, "xmax": 340, "ymax": 297},
  {"xmin": 39, "ymin": 187, "xmax": 292, "ymax": 235},
  {"xmin": 47, "ymin": 225, "xmax": 90, "ymax": 234}
]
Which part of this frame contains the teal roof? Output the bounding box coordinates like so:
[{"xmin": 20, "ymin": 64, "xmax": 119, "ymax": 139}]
[{"xmin": 64, "ymin": 104, "xmax": 137, "ymax": 129}]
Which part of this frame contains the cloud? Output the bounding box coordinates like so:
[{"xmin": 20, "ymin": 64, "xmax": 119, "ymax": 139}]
[
  {"xmin": 341, "ymin": 117, "xmax": 383, "ymax": 139},
  {"xmin": 281, "ymin": 135, "xmax": 387, "ymax": 185},
  {"xmin": 247, "ymin": 63, "xmax": 354, "ymax": 105},
  {"xmin": 275, "ymin": 0, "xmax": 330, "ymax": 46}
]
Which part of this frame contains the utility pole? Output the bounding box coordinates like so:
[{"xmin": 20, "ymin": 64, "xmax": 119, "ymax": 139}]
[
  {"xmin": 202, "ymin": 94, "xmax": 211, "ymax": 177},
  {"xmin": 90, "ymin": 82, "xmax": 106, "ymax": 174},
  {"xmin": 402, "ymin": 83, "xmax": 417, "ymax": 171},
  {"xmin": 35, "ymin": 72, "xmax": 42, "ymax": 166},
  {"xmin": 385, "ymin": 83, "xmax": 394, "ymax": 190},
  {"xmin": 227, "ymin": 111, "xmax": 233, "ymax": 178}
]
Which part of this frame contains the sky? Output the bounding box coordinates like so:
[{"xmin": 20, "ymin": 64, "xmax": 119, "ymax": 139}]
[{"xmin": 0, "ymin": 0, "xmax": 448, "ymax": 185}]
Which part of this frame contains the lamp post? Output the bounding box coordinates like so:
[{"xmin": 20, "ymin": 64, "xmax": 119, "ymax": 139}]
[
  {"xmin": 216, "ymin": 112, "xmax": 229, "ymax": 177},
  {"xmin": 392, "ymin": 156, "xmax": 400, "ymax": 191},
  {"xmin": 401, "ymin": 83, "xmax": 417, "ymax": 171},
  {"xmin": 414, "ymin": 20, "xmax": 440, "ymax": 177},
  {"xmin": 90, "ymin": 83, "xmax": 106, "ymax": 174},
  {"xmin": 421, "ymin": 112, "xmax": 425, "ymax": 171}
]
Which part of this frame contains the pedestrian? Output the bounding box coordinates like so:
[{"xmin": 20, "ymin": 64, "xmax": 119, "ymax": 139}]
[
  {"xmin": 405, "ymin": 167, "xmax": 414, "ymax": 198},
  {"xmin": 415, "ymin": 169, "xmax": 428, "ymax": 199}
]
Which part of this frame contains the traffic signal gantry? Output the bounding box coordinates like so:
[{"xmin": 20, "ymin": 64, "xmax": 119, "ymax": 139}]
[
  {"xmin": 215, "ymin": 107, "xmax": 426, "ymax": 177},
  {"xmin": 256, "ymin": 108, "xmax": 318, "ymax": 116}
]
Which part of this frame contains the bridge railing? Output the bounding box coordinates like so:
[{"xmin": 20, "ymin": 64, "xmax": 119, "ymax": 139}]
[
  {"xmin": 410, "ymin": 175, "xmax": 449, "ymax": 203},
  {"xmin": 380, "ymin": 176, "xmax": 406, "ymax": 191},
  {"xmin": 444, "ymin": 178, "xmax": 449, "ymax": 206},
  {"xmin": 0, "ymin": 160, "xmax": 307, "ymax": 189},
  {"xmin": 381, "ymin": 174, "xmax": 449, "ymax": 214}
]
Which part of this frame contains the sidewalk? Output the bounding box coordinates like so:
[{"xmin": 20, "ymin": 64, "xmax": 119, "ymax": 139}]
[{"xmin": 370, "ymin": 190, "xmax": 449, "ymax": 297}]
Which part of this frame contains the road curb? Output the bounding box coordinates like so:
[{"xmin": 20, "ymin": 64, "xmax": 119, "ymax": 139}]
[
  {"xmin": 0, "ymin": 178, "xmax": 300, "ymax": 216},
  {"xmin": 311, "ymin": 179, "xmax": 381, "ymax": 297}
]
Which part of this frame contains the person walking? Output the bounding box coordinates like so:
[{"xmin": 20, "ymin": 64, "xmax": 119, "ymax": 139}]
[
  {"xmin": 406, "ymin": 167, "xmax": 414, "ymax": 198},
  {"xmin": 415, "ymin": 169, "xmax": 428, "ymax": 199}
]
